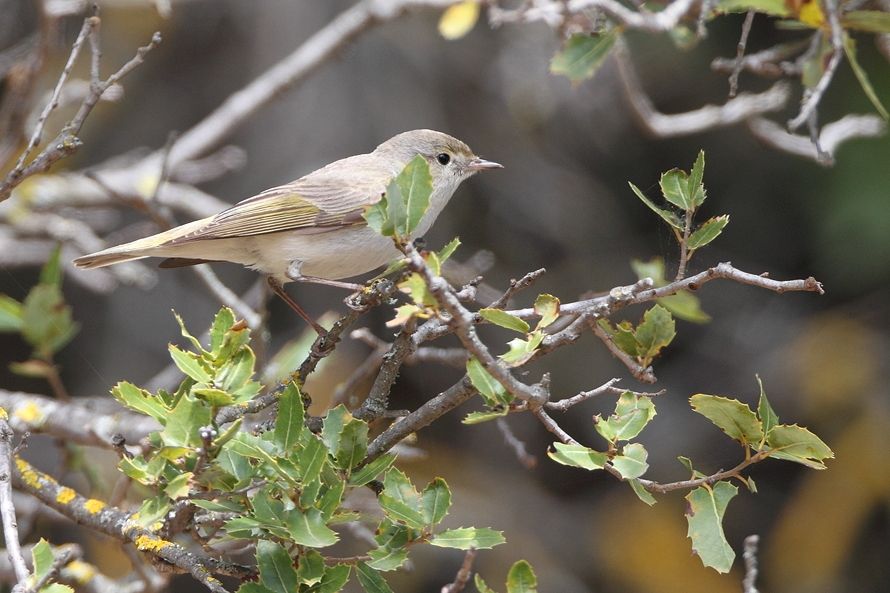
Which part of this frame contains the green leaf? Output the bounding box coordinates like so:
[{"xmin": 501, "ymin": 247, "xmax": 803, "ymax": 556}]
[
  {"xmin": 256, "ymin": 540, "xmax": 299, "ymax": 593},
  {"xmin": 611, "ymin": 443, "xmax": 649, "ymax": 479},
  {"xmin": 174, "ymin": 311, "xmax": 204, "ymax": 352},
  {"xmin": 437, "ymin": 237, "xmax": 461, "ymax": 263},
  {"xmin": 628, "ymin": 479, "xmax": 657, "ymax": 506},
  {"xmin": 297, "ymin": 550, "xmax": 326, "ymax": 586},
  {"xmin": 462, "ymin": 409, "xmax": 509, "ymax": 424},
  {"xmin": 499, "ymin": 331, "xmax": 544, "ymax": 367},
  {"xmin": 594, "ymin": 392, "xmax": 657, "ymax": 442},
  {"xmin": 112, "ymin": 381, "xmax": 168, "ymax": 422},
  {"xmin": 286, "ymin": 507, "xmax": 339, "ymax": 547},
  {"xmin": 660, "ymin": 168, "xmax": 691, "ymax": 210},
  {"xmin": 164, "ymin": 471, "xmax": 192, "ymax": 499},
  {"xmin": 168, "ymin": 345, "xmax": 212, "ymax": 383},
  {"xmin": 39, "ymin": 245, "xmax": 63, "ymax": 287},
  {"xmin": 550, "ymin": 31, "xmax": 618, "ymax": 83},
  {"xmin": 634, "ymin": 305, "xmax": 676, "ymax": 363},
  {"xmin": 630, "ymin": 258, "xmax": 710, "ymax": 323},
  {"xmin": 366, "ymin": 547, "xmax": 409, "ymax": 572},
  {"xmin": 355, "ymin": 562, "xmax": 394, "ymax": 593},
  {"xmin": 21, "ymin": 285, "xmax": 78, "ymax": 356},
  {"xmin": 765, "ymin": 424, "xmax": 834, "ymax": 469},
  {"xmin": 0, "ymin": 294, "xmax": 23, "ymax": 332},
  {"xmin": 533, "ymin": 294, "xmax": 560, "ymax": 329},
  {"xmin": 690, "ymin": 394, "xmax": 764, "ymax": 445},
  {"xmin": 237, "ymin": 582, "xmax": 276, "ymax": 593},
  {"xmin": 843, "ymin": 10, "xmax": 890, "ymax": 33},
  {"xmin": 400, "ymin": 155, "xmax": 434, "ymax": 236},
  {"xmin": 628, "ymin": 182, "xmax": 683, "ymax": 230},
  {"xmin": 379, "ymin": 493, "xmax": 426, "ymax": 529},
  {"xmin": 31, "ymin": 538, "xmax": 54, "ymax": 581},
  {"xmin": 421, "ymin": 477, "xmax": 452, "ymax": 526},
  {"xmin": 430, "ymin": 527, "xmax": 506, "ymax": 550},
  {"xmin": 317, "ymin": 479, "xmax": 345, "ymax": 520},
  {"xmin": 274, "ymin": 382, "xmax": 304, "ymax": 453},
  {"xmin": 474, "ymin": 574, "xmax": 498, "ymax": 593},
  {"xmin": 312, "ymin": 565, "xmax": 351, "ymax": 593},
  {"xmin": 479, "ymin": 308, "xmax": 530, "ymax": 333},
  {"xmin": 192, "ymin": 387, "xmax": 235, "ymax": 406},
  {"xmin": 547, "ymin": 443, "xmax": 607, "ymax": 470},
  {"xmin": 10, "ymin": 359, "xmax": 52, "ymax": 379},
  {"xmin": 687, "ymin": 215, "xmax": 730, "ymax": 250},
  {"xmin": 321, "ymin": 405, "xmax": 350, "ymax": 455},
  {"xmin": 843, "ymin": 35, "xmax": 889, "ymax": 120},
  {"xmin": 380, "ymin": 468, "xmax": 424, "ymax": 528},
  {"xmin": 364, "ymin": 193, "xmax": 391, "ymax": 236},
  {"xmin": 300, "ymin": 432, "xmax": 329, "ymax": 484},
  {"xmin": 466, "ymin": 358, "xmax": 510, "ymax": 407},
  {"xmin": 688, "ymin": 150, "xmax": 706, "ymax": 206},
  {"xmin": 335, "ymin": 419, "xmax": 368, "ymax": 470},
  {"xmin": 755, "ymin": 375, "xmax": 779, "ymax": 437},
  {"xmin": 161, "ymin": 394, "xmax": 212, "ymax": 448},
  {"xmin": 506, "ymin": 560, "xmax": 538, "ymax": 593},
  {"xmin": 685, "ymin": 481, "xmax": 738, "ymax": 573},
  {"xmin": 348, "ymin": 453, "xmax": 396, "ymax": 487},
  {"xmin": 209, "ymin": 307, "xmax": 236, "ymax": 356}
]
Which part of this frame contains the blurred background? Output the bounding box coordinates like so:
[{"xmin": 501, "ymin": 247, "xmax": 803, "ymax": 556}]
[{"xmin": 1, "ymin": 1, "xmax": 889, "ymax": 592}]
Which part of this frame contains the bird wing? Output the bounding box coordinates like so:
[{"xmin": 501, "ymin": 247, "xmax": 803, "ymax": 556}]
[{"xmin": 168, "ymin": 154, "xmax": 392, "ymax": 243}]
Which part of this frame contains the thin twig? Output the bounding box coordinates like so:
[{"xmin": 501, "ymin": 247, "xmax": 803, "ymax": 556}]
[
  {"xmin": 567, "ymin": 0, "xmax": 699, "ymax": 32},
  {"xmin": 0, "ymin": 420, "xmax": 29, "ymax": 585},
  {"xmin": 487, "ymin": 268, "xmax": 546, "ymax": 309},
  {"xmin": 533, "ymin": 407, "xmax": 578, "ymax": 444},
  {"xmin": 747, "ymin": 114, "xmax": 886, "ymax": 165},
  {"xmin": 547, "ymin": 378, "xmax": 623, "ymax": 411},
  {"xmin": 496, "ymin": 418, "xmax": 537, "ymax": 469},
  {"xmin": 441, "ymin": 548, "xmax": 477, "ymax": 593},
  {"xmin": 729, "ymin": 11, "xmax": 756, "ymax": 97},
  {"xmin": 590, "ymin": 320, "xmax": 657, "ymax": 383},
  {"xmin": 788, "ymin": 0, "xmax": 843, "ymax": 131}
]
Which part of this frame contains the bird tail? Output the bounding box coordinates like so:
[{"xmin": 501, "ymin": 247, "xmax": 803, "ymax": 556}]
[{"xmin": 73, "ymin": 219, "xmax": 209, "ymax": 269}]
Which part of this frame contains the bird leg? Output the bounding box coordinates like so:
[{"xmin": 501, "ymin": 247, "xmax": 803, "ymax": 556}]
[
  {"xmin": 285, "ymin": 261, "xmax": 364, "ymax": 292},
  {"xmin": 267, "ymin": 277, "xmax": 326, "ymax": 335}
]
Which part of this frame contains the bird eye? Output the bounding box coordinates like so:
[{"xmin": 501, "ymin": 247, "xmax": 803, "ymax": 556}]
[{"xmin": 436, "ymin": 153, "xmax": 451, "ymax": 165}]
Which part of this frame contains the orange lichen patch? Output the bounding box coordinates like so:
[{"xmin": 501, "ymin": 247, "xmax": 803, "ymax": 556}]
[
  {"xmin": 83, "ymin": 499, "xmax": 106, "ymax": 514},
  {"xmin": 56, "ymin": 487, "xmax": 77, "ymax": 504},
  {"xmin": 15, "ymin": 458, "xmax": 42, "ymax": 490},
  {"xmin": 14, "ymin": 402, "xmax": 45, "ymax": 425},
  {"xmin": 134, "ymin": 534, "xmax": 172, "ymax": 553},
  {"xmin": 64, "ymin": 560, "xmax": 96, "ymax": 584},
  {"xmin": 149, "ymin": 521, "xmax": 164, "ymax": 533}
]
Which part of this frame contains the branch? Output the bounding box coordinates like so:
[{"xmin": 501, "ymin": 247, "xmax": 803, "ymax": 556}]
[
  {"xmin": 0, "ymin": 391, "xmax": 159, "ymax": 448},
  {"xmin": 617, "ymin": 48, "xmax": 790, "ymax": 136},
  {"xmin": 353, "ymin": 318, "xmax": 418, "ymax": 421},
  {"xmin": 441, "ymin": 548, "xmax": 477, "ymax": 593},
  {"xmin": 590, "ymin": 321, "xmax": 657, "ymax": 383},
  {"xmin": 567, "ymin": 0, "xmax": 700, "ymax": 32},
  {"xmin": 164, "ymin": 0, "xmax": 463, "ymax": 168},
  {"xmin": 787, "ymin": 0, "xmax": 843, "ymax": 131},
  {"xmin": 0, "ymin": 419, "xmax": 28, "ymax": 587},
  {"xmin": 0, "ymin": 15, "xmax": 161, "ymax": 202},
  {"xmin": 747, "ymin": 114, "xmax": 886, "ymax": 166},
  {"xmin": 546, "ymin": 378, "xmax": 663, "ymax": 411},
  {"xmin": 11, "ymin": 458, "xmax": 251, "ymax": 593},
  {"xmin": 743, "ymin": 534, "xmax": 761, "ymax": 593}
]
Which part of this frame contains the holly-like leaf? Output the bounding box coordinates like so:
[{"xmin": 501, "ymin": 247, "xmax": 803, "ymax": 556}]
[
  {"xmin": 634, "ymin": 305, "xmax": 675, "ymax": 364},
  {"xmin": 335, "ymin": 419, "xmax": 368, "ymax": 470},
  {"xmin": 429, "ymin": 527, "xmax": 505, "ymax": 550},
  {"xmin": 355, "ymin": 562, "xmax": 394, "ymax": 593},
  {"xmin": 479, "ymin": 308, "xmax": 530, "ymax": 333},
  {"xmin": 594, "ymin": 392, "xmax": 657, "ymax": 443},
  {"xmin": 297, "ymin": 550, "xmax": 325, "ymax": 585},
  {"xmin": 400, "ymin": 155, "xmax": 434, "ymax": 236},
  {"xmin": 755, "ymin": 376, "xmax": 779, "ymax": 437},
  {"xmin": 690, "ymin": 394, "xmax": 763, "ymax": 445},
  {"xmin": 366, "ymin": 548, "xmax": 409, "ymax": 572},
  {"xmin": 0, "ymin": 294, "xmax": 23, "ymax": 332},
  {"xmin": 273, "ymin": 382, "xmax": 304, "ymax": 452},
  {"xmin": 421, "ymin": 477, "xmax": 452, "ymax": 526},
  {"xmin": 437, "ymin": 237, "xmax": 461, "ymax": 263},
  {"xmin": 474, "ymin": 575, "xmax": 497, "ymax": 593},
  {"xmin": 660, "ymin": 168, "xmax": 691, "ymax": 210},
  {"xmin": 533, "ymin": 294, "xmax": 560, "ymax": 329},
  {"xmin": 688, "ymin": 150, "xmax": 706, "ymax": 206},
  {"xmin": 438, "ymin": 1, "xmax": 480, "ymax": 40},
  {"xmin": 765, "ymin": 424, "xmax": 834, "ymax": 469},
  {"xmin": 630, "ymin": 258, "xmax": 710, "ymax": 323},
  {"xmin": 547, "ymin": 443, "xmax": 607, "ymax": 470},
  {"xmin": 628, "ymin": 479, "xmax": 657, "ymax": 506},
  {"xmin": 161, "ymin": 394, "xmax": 212, "ymax": 448},
  {"xmin": 256, "ymin": 541, "xmax": 299, "ymax": 593},
  {"xmin": 462, "ymin": 409, "xmax": 509, "ymax": 424},
  {"xmin": 466, "ymin": 358, "xmax": 510, "ymax": 406},
  {"xmin": 506, "ymin": 560, "xmax": 538, "ymax": 593},
  {"xmin": 168, "ymin": 345, "xmax": 212, "ymax": 383},
  {"xmin": 285, "ymin": 507, "xmax": 339, "ymax": 547},
  {"xmin": 628, "ymin": 182, "xmax": 683, "ymax": 229},
  {"xmin": 687, "ymin": 215, "xmax": 729, "ymax": 250},
  {"xmin": 499, "ymin": 331, "xmax": 544, "ymax": 367},
  {"xmin": 111, "ymin": 382, "xmax": 168, "ymax": 422},
  {"xmin": 611, "ymin": 442, "xmax": 649, "ymax": 479},
  {"xmin": 685, "ymin": 481, "xmax": 738, "ymax": 573},
  {"xmin": 316, "ymin": 565, "xmax": 351, "ymax": 593},
  {"xmin": 348, "ymin": 453, "xmax": 396, "ymax": 487},
  {"xmin": 550, "ymin": 31, "xmax": 619, "ymax": 83}
]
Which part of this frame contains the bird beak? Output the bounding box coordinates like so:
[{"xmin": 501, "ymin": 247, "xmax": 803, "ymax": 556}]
[{"xmin": 467, "ymin": 157, "xmax": 503, "ymax": 172}]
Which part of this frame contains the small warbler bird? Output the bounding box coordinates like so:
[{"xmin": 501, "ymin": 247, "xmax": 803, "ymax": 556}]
[{"xmin": 74, "ymin": 129, "xmax": 502, "ymax": 331}]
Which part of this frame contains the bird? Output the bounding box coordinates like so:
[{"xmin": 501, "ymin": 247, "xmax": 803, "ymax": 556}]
[{"xmin": 74, "ymin": 129, "xmax": 502, "ymax": 332}]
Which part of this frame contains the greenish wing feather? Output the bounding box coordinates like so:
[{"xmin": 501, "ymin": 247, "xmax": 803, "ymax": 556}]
[{"xmin": 170, "ymin": 154, "xmax": 392, "ymax": 242}]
